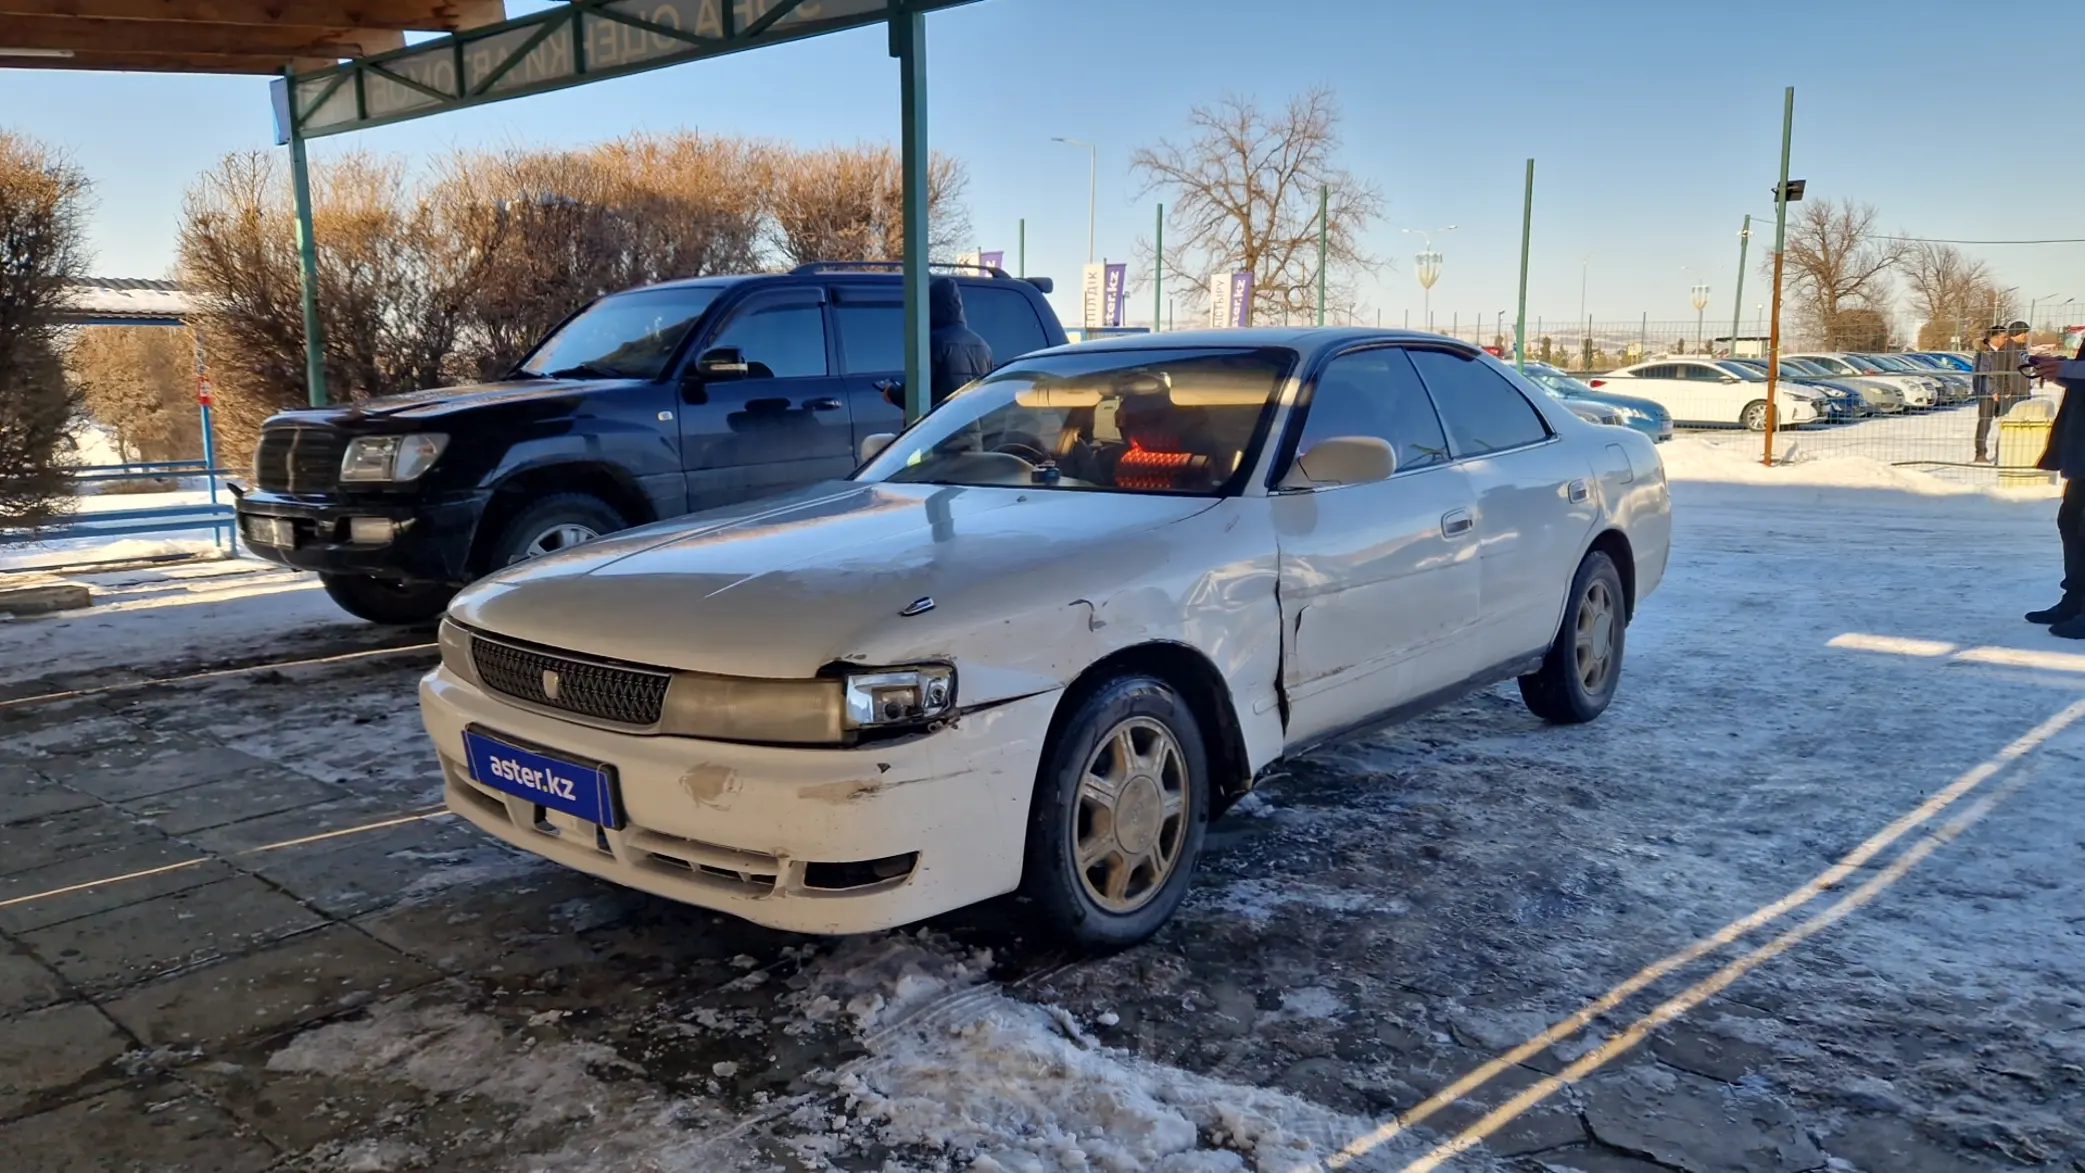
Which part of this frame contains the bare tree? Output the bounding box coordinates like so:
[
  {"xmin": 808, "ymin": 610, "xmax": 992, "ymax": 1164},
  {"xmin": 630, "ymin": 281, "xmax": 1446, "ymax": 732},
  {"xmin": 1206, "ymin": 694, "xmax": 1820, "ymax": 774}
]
[
  {"xmin": 1131, "ymin": 89, "xmax": 1381, "ymax": 324},
  {"xmin": 68, "ymin": 326, "xmax": 202, "ymax": 470},
  {"xmin": 766, "ymin": 144, "xmax": 970, "ymax": 266},
  {"xmin": 1899, "ymin": 241, "xmax": 1995, "ymax": 349},
  {"xmin": 1777, "ymin": 199, "xmax": 1906, "ymax": 348},
  {"xmin": 0, "ymin": 130, "xmax": 89, "ymax": 529}
]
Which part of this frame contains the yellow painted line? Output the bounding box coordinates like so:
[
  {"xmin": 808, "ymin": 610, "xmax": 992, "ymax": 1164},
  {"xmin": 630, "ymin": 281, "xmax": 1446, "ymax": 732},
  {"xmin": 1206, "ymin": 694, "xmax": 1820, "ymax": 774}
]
[
  {"xmin": 0, "ymin": 643, "xmax": 436, "ymax": 712},
  {"xmin": 1396, "ymin": 736, "xmax": 2058, "ymax": 1173},
  {"xmin": 0, "ymin": 806, "xmax": 454, "ymax": 911},
  {"xmin": 1300, "ymin": 695, "xmax": 2085, "ymax": 1173}
]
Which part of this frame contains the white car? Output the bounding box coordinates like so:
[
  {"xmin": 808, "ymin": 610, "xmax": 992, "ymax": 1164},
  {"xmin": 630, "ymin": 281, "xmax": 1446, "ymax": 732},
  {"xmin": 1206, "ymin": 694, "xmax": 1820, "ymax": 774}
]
[
  {"xmin": 419, "ymin": 329, "xmax": 1672, "ymax": 947},
  {"xmin": 1590, "ymin": 358, "xmax": 1822, "ymax": 431},
  {"xmin": 1785, "ymin": 353, "xmax": 1938, "ymax": 409}
]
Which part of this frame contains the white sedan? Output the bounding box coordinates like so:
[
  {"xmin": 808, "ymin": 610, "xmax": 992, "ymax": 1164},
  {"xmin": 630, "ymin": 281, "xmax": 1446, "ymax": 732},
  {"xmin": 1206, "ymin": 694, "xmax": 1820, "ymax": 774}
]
[
  {"xmin": 1589, "ymin": 358, "xmax": 1823, "ymax": 431},
  {"xmin": 420, "ymin": 329, "xmax": 1672, "ymax": 948}
]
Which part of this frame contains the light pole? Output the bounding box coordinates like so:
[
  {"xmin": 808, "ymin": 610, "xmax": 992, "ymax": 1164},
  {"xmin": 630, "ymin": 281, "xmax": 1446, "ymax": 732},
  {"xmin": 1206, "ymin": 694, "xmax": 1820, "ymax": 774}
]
[
  {"xmin": 1402, "ymin": 225, "xmax": 1456, "ymax": 329},
  {"xmin": 2028, "ymin": 292, "xmax": 2063, "ymax": 339},
  {"xmin": 1684, "ymin": 272, "xmax": 1710, "ymax": 352},
  {"xmin": 1050, "ymin": 136, "xmax": 1097, "ymax": 265}
]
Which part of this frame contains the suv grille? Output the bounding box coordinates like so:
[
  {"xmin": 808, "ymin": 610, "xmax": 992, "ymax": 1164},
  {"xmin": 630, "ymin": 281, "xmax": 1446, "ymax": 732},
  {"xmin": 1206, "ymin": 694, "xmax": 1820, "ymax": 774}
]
[
  {"xmin": 470, "ymin": 635, "xmax": 671, "ymax": 727},
  {"xmin": 254, "ymin": 427, "xmax": 344, "ymax": 493}
]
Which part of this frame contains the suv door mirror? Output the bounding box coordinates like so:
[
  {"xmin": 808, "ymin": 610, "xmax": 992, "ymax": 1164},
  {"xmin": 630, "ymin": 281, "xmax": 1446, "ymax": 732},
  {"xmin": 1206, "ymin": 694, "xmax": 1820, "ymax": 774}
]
[
  {"xmin": 860, "ymin": 433, "xmax": 896, "ymax": 463},
  {"xmin": 694, "ymin": 346, "xmax": 749, "ymax": 380},
  {"xmin": 1279, "ymin": 436, "xmax": 1396, "ymax": 489}
]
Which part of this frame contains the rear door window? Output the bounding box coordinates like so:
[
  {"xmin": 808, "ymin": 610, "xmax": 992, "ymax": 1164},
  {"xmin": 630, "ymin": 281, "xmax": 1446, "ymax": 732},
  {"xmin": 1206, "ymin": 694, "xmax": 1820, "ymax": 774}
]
[
  {"xmin": 832, "ymin": 299, "xmax": 905, "ymax": 375},
  {"xmin": 960, "ymin": 285, "xmax": 1048, "ymax": 362},
  {"xmin": 1405, "ymin": 348, "xmax": 1553, "ymax": 458}
]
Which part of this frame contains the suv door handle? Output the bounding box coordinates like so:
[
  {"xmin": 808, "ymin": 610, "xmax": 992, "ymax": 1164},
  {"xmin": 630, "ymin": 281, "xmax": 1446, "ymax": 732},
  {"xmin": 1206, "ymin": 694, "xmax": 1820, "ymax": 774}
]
[
  {"xmin": 1442, "ymin": 508, "xmax": 1474, "ymax": 538},
  {"xmin": 872, "ymin": 379, "xmax": 902, "ymax": 393},
  {"xmin": 1568, "ymin": 478, "xmax": 1589, "ymax": 503},
  {"xmin": 804, "ymin": 397, "xmax": 842, "ymax": 411}
]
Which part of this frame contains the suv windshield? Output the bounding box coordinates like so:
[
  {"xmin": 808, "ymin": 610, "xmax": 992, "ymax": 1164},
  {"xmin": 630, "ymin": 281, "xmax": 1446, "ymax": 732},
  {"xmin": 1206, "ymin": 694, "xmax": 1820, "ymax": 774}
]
[
  {"xmin": 519, "ymin": 285, "xmax": 726, "ymax": 380},
  {"xmin": 855, "ymin": 346, "xmax": 1294, "ymax": 496}
]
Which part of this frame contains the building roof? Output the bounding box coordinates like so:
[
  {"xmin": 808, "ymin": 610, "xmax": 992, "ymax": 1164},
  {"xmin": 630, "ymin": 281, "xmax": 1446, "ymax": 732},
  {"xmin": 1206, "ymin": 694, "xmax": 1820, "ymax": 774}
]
[
  {"xmin": 62, "ymin": 278, "xmax": 192, "ymax": 326},
  {"xmin": 0, "ymin": 1, "xmax": 507, "ymax": 75}
]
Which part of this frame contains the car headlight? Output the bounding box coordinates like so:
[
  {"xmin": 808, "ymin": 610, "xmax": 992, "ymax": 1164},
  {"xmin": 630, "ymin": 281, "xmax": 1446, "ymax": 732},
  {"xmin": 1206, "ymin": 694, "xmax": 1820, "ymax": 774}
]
[
  {"xmin": 656, "ymin": 663, "xmax": 955, "ymax": 744},
  {"xmin": 1612, "ymin": 405, "xmax": 1647, "ymax": 422},
  {"xmin": 340, "ymin": 434, "xmax": 448, "ymax": 483}
]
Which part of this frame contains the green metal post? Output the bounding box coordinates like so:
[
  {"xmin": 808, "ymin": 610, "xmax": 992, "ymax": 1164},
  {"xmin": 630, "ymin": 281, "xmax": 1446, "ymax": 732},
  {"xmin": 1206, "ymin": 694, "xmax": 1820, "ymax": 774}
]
[
  {"xmin": 1316, "ymin": 184, "xmax": 1328, "ymax": 326},
  {"xmin": 1154, "ymin": 203, "xmax": 1163, "ymax": 332},
  {"xmin": 890, "ymin": 8, "xmax": 929, "ymax": 425},
  {"xmin": 1514, "ymin": 159, "xmax": 1534, "ymax": 372},
  {"xmin": 1765, "ymin": 86, "xmax": 1794, "ymax": 465},
  {"xmin": 1730, "ymin": 213, "xmax": 1751, "ymax": 357},
  {"xmin": 1017, "ymin": 217, "xmax": 1025, "ymax": 278},
  {"xmin": 285, "ymin": 70, "xmax": 327, "ymax": 407}
]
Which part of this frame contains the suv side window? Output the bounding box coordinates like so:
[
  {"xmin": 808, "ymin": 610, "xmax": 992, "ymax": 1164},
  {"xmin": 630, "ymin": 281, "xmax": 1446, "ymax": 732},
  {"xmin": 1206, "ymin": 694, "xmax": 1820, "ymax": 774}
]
[
  {"xmin": 832, "ymin": 297, "xmax": 904, "ymax": 374},
  {"xmin": 960, "ymin": 285, "xmax": 1048, "ymax": 362},
  {"xmin": 706, "ymin": 294, "xmax": 828, "ymax": 379},
  {"xmin": 1406, "ymin": 348, "xmax": 1553, "ymax": 458},
  {"xmin": 1295, "ymin": 348, "xmax": 1450, "ymax": 472}
]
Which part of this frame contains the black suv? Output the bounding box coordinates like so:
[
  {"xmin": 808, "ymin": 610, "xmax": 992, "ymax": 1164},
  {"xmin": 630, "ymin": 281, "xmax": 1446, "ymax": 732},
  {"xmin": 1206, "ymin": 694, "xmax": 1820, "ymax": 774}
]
[{"xmin": 232, "ymin": 263, "xmax": 1066, "ymax": 623}]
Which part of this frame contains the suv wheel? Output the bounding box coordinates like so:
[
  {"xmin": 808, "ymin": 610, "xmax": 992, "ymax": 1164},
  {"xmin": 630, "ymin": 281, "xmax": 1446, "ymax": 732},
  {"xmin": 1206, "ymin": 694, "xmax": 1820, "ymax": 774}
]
[
  {"xmin": 1019, "ymin": 675, "xmax": 1210, "ymax": 951},
  {"xmin": 319, "ymin": 575, "xmax": 455, "ymax": 626},
  {"xmin": 1519, "ymin": 550, "xmax": 1626, "ymax": 724},
  {"xmin": 487, "ymin": 493, "xmax": 627, "ymax": 568}
]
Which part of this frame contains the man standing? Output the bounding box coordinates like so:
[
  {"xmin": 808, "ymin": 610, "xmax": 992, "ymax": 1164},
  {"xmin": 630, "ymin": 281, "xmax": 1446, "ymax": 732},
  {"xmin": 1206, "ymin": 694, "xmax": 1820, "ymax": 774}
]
[
  {"xmin": 1972, "ymin": 324, "xmax": 2010, "ymax": 464},
  {"xmin": 2027, "ymin": 339, "xmax": 2085, "ymax": 638},
  {"xmin": 883, "ymin": 277, "xmax": 994, "ymax": 417}
]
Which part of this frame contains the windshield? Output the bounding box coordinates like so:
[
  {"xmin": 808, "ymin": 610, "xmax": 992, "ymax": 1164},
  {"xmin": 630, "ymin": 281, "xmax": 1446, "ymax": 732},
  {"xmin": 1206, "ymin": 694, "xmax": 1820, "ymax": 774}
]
[
  {"xmin": 1714, "ymin": 361, "xmax": 1767, "ymax": 381},
  {"xmin": 1529, "ymin": 370, "xmax": 1594, "ymax": 396},
  {"xmin": 854, "ymin": 346, "xmax": 1294, "ymax": 496},
  {"xmin": 1784, "ymin": 359, "xmax": 1828, "ymax": 376},
  {"xmin": 519, "ymin": 286, "xmax": 726, "ymax": 380},
  {"xmin": 1860, "ymin": 354, "xmax": 1913, "ymax": 372}
]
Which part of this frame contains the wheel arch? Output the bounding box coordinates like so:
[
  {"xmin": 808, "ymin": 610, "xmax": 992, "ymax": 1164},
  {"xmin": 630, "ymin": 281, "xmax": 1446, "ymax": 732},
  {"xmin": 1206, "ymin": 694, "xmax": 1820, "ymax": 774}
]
[
  {"xmin": 1586, "ymin": 527, "xmax": 1637, "ymax": 619},
  {"xmin": 467, "ymin": 462, "xmax": 656, "ymax": 575},
  {"xmin": 1044, "ymin": 640, "xmax": 1255, "ymax": 817}
]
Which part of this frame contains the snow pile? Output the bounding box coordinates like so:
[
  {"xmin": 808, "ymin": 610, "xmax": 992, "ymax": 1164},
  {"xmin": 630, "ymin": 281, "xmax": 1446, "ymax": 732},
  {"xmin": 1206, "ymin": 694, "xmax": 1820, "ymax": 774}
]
[
  {"xmin": 781, "ymin": 930, "xmax": 995, "ymax": 1034},
  {"xmin": 1659, "ymin": 437, "xmax": 1987, "ymax": 495}
]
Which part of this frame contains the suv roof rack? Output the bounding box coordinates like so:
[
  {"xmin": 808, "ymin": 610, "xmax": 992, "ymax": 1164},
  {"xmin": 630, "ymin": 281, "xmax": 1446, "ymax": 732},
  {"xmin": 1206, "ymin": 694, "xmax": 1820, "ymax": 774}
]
[{"xmin": 787, "ymin": 260, "xmax": 1054, "ymax": 295}]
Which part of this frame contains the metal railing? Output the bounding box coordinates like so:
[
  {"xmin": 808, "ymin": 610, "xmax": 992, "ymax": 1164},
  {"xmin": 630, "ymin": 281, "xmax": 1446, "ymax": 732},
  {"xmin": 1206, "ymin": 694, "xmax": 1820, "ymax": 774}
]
[{"xmin": 1, "ymin": 404, "xmax": 238, "ymax": 573}]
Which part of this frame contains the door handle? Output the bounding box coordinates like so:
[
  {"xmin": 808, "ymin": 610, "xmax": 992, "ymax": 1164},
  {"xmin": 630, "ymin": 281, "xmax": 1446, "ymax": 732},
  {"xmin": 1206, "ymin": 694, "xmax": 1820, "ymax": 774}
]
[
  {"xmin": 872, "ymin": 379, "xmax": 903, "ymax": 393},
  {"xmin": 1441, "ymin": 509, "xmax": 1474, "ymax": 538},
  {"xmin": 1568, "ymin": 478, "xmax": 1589, "ymax": 503},
  {"xmin": 804, "ymin": 397, "xmax": 842, "ymax": 411}
]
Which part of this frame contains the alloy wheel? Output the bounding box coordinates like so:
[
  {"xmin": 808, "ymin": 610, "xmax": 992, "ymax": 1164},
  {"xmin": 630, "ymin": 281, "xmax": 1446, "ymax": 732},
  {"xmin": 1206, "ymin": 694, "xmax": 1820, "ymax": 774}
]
[
  {"xmin": 519, "ymin": 523, "xmax": 599, "ymax": 561},
  {"xmin": 1575, "ymin": 579, "xmax": 1618, "ymax": 694},
  {"xmin": 1071, "ymin": 716, "xmax": 1190, "ymax": 913}
]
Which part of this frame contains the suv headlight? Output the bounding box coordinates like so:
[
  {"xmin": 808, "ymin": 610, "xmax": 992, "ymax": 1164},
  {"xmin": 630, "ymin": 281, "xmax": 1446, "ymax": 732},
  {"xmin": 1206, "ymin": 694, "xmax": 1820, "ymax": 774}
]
[
  {"xmin": 340, "ymin": 434, "xmax": 448, "ymax": 483},
  {"xmin": 657, "ymin": 663, "xmax": 955, "ymax": 744}
]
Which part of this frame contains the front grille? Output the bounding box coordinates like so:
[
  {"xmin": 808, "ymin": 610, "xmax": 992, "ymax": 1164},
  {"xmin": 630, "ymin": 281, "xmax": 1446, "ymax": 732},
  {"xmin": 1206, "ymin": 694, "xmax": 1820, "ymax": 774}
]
[
  {"xmin": 470, "ymin": 635, "xmax": 671, "ymax": 727},
  {"xmin": 254, "ymin": 427, "xmax": 344, "ymax": 493}
]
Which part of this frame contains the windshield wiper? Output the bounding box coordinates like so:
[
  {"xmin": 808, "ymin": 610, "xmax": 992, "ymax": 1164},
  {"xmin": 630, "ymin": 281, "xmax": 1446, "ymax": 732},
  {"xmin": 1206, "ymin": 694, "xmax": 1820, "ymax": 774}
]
[
  {"xmin": 503, "ymin": 368, "xmax": 548, "ymax": 380},
  {"xmin": 545, "ymin": 361, "xmax": 626, "ymax": 380}
]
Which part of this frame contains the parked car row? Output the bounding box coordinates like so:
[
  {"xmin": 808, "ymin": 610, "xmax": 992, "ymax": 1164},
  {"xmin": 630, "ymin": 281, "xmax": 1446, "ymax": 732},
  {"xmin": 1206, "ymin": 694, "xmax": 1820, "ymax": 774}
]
[
  {"xmin": 233, "ymin": 283, "xmax": 1672, "ymax": 948},
  {"xmin": 1581, "ymin": 349, "xmax": 1988, "ymax": 432},
  {"xmin": 1517, "ymin": 362, "xmax": 1674, "ymax": 443}
]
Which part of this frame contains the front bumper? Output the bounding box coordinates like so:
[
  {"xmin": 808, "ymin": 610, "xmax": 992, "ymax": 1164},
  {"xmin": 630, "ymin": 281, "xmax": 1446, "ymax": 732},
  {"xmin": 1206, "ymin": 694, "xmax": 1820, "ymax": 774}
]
[
  {"xmin": 236, "ymin": 489, "xmax": 488, "ymax": 582},
  {"xmin": 418, "ymin": 667, "xmax": 1060, "ymax": 935}
]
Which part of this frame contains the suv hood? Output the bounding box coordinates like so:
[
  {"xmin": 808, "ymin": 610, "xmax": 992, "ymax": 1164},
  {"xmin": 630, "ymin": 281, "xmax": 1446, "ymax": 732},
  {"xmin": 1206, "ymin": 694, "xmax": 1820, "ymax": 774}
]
[
  {"xmin": 449, "ymin": 482, "xmax": 1220, "ymax": 680},
  {"xmin": 266, "ymin": 376, "xmax": 633, "ymax": 427}
]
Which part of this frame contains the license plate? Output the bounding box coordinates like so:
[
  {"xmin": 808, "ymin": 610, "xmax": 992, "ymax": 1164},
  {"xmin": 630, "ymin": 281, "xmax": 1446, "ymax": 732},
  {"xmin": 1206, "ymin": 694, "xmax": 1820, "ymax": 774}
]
[
  {"xmin": 245, "ymin": 515, "xmax": 295, "ymax": 547},
  {"xmin": 463, "ymin": 729, "xmax": 621, "ymax": 828}
]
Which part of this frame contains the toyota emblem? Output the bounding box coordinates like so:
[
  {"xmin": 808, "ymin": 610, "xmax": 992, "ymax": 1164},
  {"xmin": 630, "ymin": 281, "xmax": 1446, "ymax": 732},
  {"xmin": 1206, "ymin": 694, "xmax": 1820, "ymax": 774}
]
[{"xmin": 542, "ymin": 669, "xmax": 561, "ymax": 701}]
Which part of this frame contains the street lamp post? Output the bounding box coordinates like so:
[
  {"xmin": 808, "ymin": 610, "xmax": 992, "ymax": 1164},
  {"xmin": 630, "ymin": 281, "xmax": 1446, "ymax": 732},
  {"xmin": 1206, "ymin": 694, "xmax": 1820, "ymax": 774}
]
[
  {"xmin": 2028, "ymin": 292, "xmax": 2063, "ymax": 339},
  {"xmin": 1402, "ymin": 225, "xmax": 1456, "ymax": 330},
  {"xmin": 1690, "ymin": 282, "xmax": 1711, "ymax": 352},
  {"xmin": 1050, "ymin": 136, "xmax": 1097, "ymax": 265}
]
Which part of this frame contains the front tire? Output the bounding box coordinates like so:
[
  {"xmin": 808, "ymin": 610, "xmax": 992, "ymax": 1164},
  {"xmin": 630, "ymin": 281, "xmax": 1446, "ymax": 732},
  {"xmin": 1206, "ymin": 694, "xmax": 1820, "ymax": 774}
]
[
  {"xmin": 319, "ymin": 574, "xmax": 455, "ymax": 626},
  {"xmin": 485, "ymin": 493, "xmax": 626, "ymax": 568},
  {"xmin": 1741, "ymin": 400, "xmax": 1771, "ymax": 432},
  {"xmin": 1019, "ymin": 675, "xmax": 1210, "ymax": 951},
  {"xmin": 1519, "ymin": 550, "xmax": 1627, "ymax": 724}
]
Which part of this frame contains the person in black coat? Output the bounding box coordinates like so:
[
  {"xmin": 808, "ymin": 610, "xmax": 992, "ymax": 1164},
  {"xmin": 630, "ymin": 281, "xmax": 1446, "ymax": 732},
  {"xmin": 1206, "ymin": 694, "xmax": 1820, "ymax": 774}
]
[
  {"xmin": 1971, "ymin": 324, "xmax": 2009, "ymax": 463},
  {"xmin": 2028, "ymin": 339, "xmax": 2085, "ymax": 638},
  {"xmin": 882, "ymin": 277, "xmax": 995, "ymax": 416}
]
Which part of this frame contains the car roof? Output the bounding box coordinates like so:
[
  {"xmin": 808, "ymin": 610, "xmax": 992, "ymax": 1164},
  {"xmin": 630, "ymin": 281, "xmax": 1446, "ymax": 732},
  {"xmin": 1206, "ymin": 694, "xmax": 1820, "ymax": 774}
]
[
  {"xmin": 1032, "ymin": 326, "xmax": 1484, "ymax": 360},
  {"xmin": 622, "ymin": 271, "xmax": 1041, "ymax": 296}
]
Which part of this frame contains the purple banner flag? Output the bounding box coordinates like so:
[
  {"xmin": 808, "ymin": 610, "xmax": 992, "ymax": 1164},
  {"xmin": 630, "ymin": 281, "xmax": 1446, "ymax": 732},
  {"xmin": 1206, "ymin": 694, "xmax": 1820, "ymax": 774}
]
[
  {"xmin": 1103, "ymin": 263, "xmax": 1128, "ymax": 328},
  {"xmin": 1228, "ymin": 270, "xmax": 1255, "ymax": 328},
  {"xmin": 979, "ymin": 250, "xmax": 1003, "ymax": 271}
]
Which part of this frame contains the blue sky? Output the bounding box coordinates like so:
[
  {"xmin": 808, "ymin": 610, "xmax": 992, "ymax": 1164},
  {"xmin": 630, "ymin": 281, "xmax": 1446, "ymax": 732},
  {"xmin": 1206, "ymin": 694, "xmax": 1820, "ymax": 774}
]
[{"xmin": 6, "ymin": 0, "xmax": 2081, "ymax": 334}]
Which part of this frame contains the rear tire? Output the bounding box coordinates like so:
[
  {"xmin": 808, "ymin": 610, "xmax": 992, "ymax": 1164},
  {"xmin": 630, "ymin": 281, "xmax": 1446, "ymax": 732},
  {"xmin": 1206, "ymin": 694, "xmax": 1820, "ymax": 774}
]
[
  {"xmin": 319, "ymin": 574, "xmax": 455, "ymax": 626},
  {"xmin": 485, "ymin": 493, "xmax": 626, "ymax": 568},
  {"xmin": 1519, "ymin": 550, "xmax": 1627, "ymax": 725},
  {"xmin": 1019, "ymin": 675, "xmax": 1210, "ymax": 951}
]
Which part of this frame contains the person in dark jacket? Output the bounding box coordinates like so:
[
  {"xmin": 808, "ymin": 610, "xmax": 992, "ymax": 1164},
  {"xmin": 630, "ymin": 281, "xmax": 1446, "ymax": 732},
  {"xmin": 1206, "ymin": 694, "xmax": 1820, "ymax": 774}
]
[
  {"xmin": 1972, "ymin": 324, "xmax": 2009, "ymax": 463},
  {"xmin": 883, "ymin": 278, "xmax": 995, "ymax": 415},
  {"xmin": 2028, "ymin": 338, "xmax": 2085, "ymax": 638}
]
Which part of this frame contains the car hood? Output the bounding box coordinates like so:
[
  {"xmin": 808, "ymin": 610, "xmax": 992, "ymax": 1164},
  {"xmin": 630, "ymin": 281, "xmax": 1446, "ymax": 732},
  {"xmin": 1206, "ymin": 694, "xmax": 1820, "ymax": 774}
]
[
  {"xmin": 1569, "ymin": 388, "xmax": 1670, "ymax": 419},
  {"xmin": 449, "ymin": 482, "xmax": 1221, "ymax": 681},
  {"xmin": 265, "ymin": 377, "xmax": 636, "ymax": 428}
]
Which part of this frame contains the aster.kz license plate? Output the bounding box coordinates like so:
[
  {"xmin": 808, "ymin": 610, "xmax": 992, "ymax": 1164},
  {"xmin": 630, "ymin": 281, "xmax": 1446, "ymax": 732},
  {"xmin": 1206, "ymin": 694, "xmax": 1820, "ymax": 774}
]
[{"xmin": 464, "ymin": 729, "xmax": 621, "ymax": 828}]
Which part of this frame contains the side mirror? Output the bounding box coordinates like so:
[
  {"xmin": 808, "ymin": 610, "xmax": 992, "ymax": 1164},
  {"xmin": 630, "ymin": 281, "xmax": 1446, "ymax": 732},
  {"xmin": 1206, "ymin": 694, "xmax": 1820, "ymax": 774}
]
[
  {"xmin": 860, "ymin": 432, "xmax": 897, "ymax": 463},
  {"xmin": 1720, "ymin": 374, "xmax": 1740, "ymax": 384},
  {"xmin": 695, "ymin": 346, "xmax": 749, "ymax": 380},
  {"xmin": 1280, "ymin": 436, "xmax": 1396, "ymax": 490}
]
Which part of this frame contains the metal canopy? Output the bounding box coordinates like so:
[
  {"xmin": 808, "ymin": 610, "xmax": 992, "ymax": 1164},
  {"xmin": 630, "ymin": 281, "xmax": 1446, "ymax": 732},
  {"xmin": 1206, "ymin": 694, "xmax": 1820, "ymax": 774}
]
[
  {"xmin": 0, "ymin": 1, "xmax": 508, "ymax": 75},
  {"xmin": 280, "ymin": 0, "xmax": 977, "ymax": 139}
]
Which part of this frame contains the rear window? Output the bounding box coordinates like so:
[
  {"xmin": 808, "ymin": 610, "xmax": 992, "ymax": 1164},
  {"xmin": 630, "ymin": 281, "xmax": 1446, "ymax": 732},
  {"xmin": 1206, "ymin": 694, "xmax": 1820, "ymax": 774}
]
[{"xmin": 961, "ymin": 286, "xmax": 1051, "ymax": 361}]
